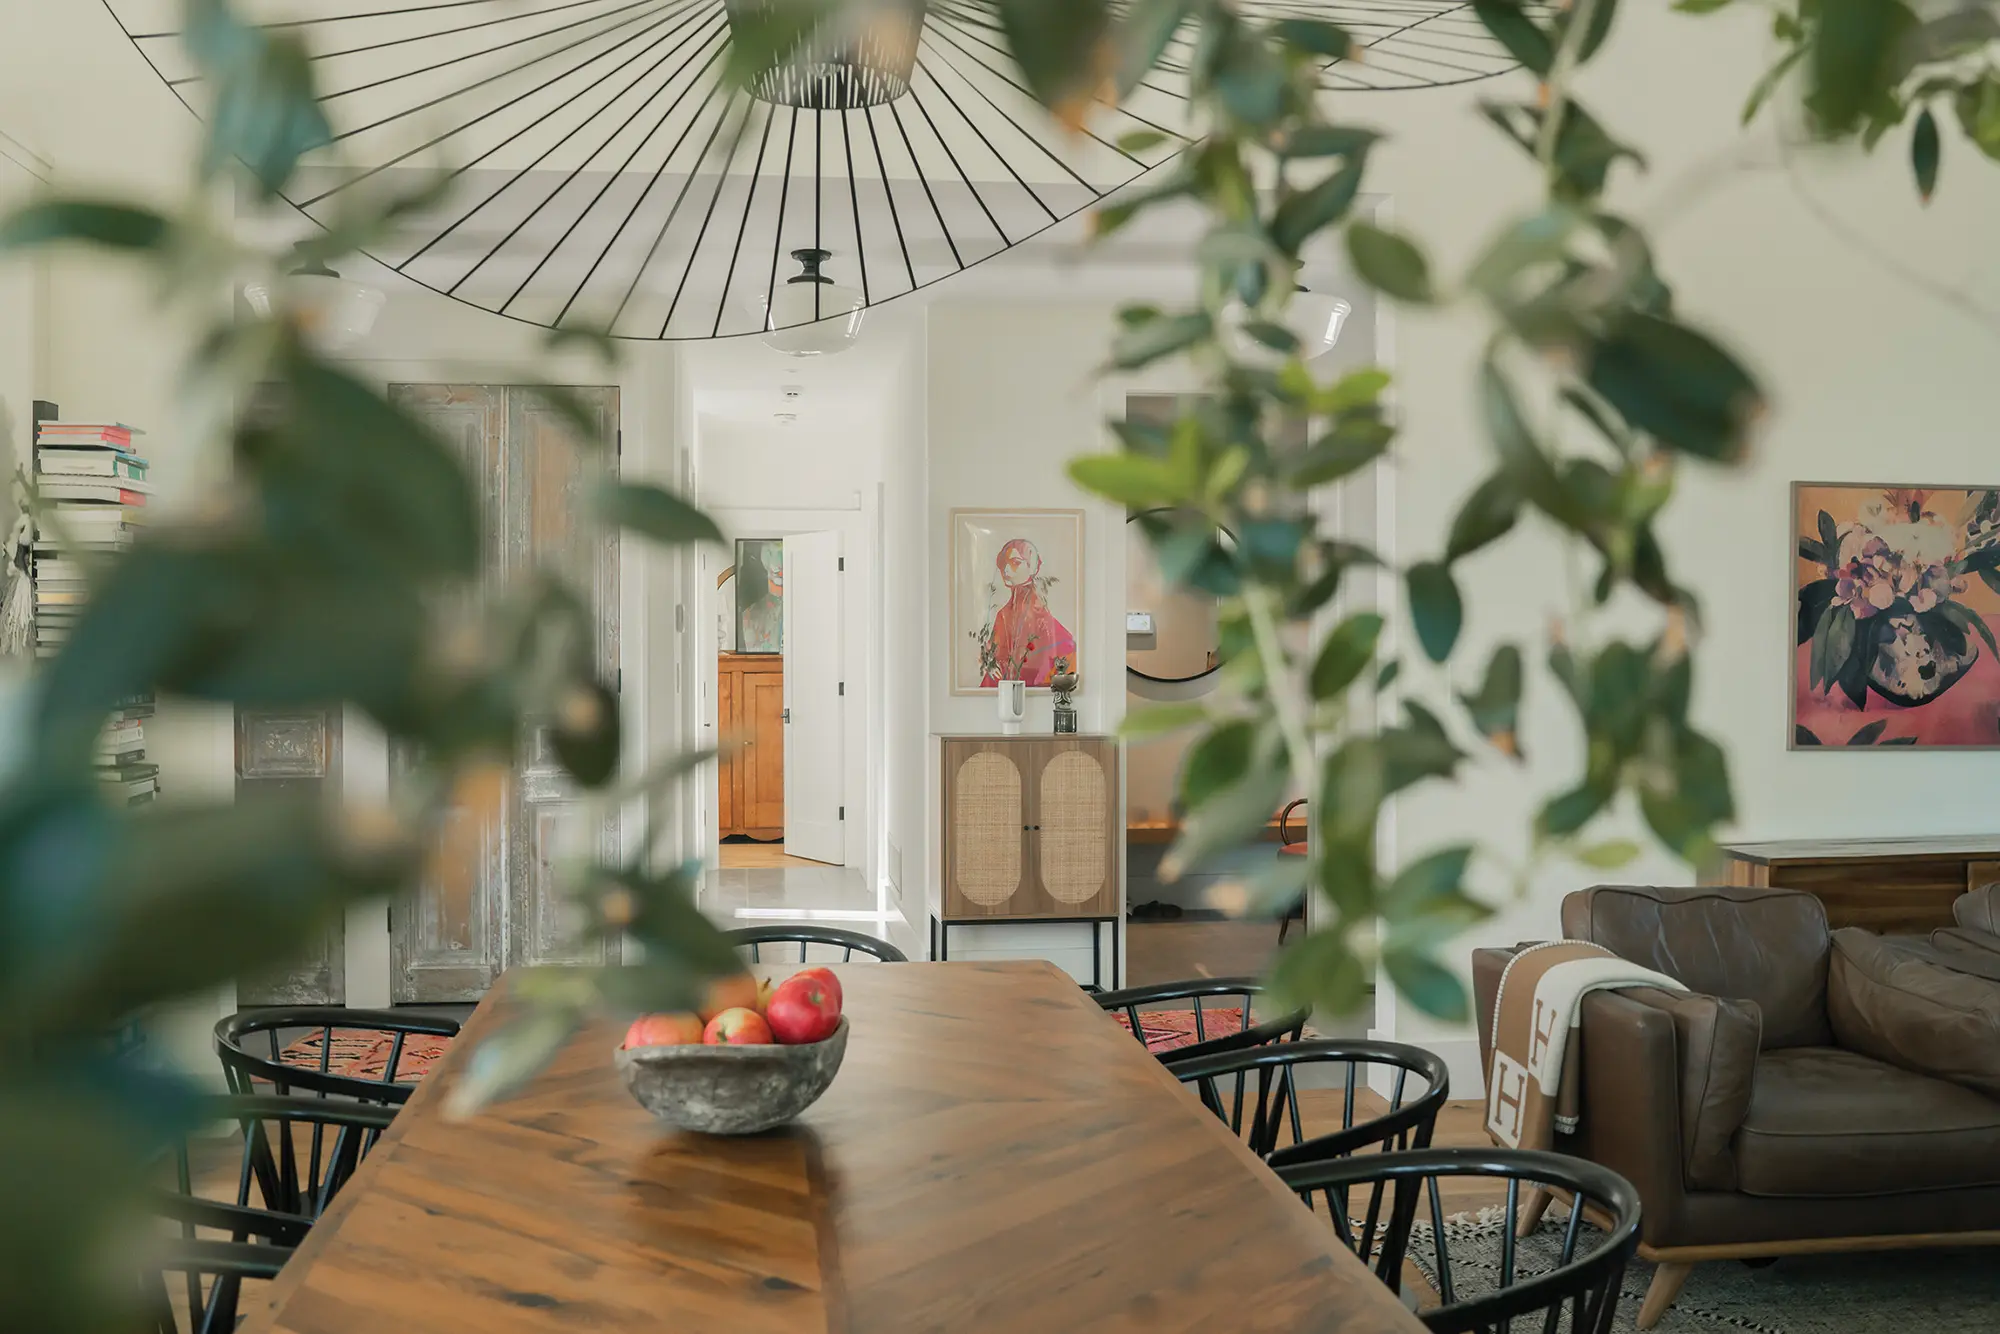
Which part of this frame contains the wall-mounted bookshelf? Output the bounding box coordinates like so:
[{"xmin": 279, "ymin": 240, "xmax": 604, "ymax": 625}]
[{"xmin": 31, "ymin": 402, "xmax": 158, "ymax": 807}]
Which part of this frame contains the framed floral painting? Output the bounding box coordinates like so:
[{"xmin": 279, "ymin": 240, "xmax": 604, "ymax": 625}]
[
  {"xmin": 950, "ymin": 509, "xmax": 1083, "ymax": 694},
  {"xmin": 1793, "ymin": 483, "xmax": 2000, "ymax": 748}
]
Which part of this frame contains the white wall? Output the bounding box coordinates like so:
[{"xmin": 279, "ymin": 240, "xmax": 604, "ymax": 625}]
[
  {"xmin": 1352, "ymin": 5, "xmax": 2000, "ymax": 1087},
  {"xmin": 879, "ymin": 342, "xmax": 928, "ymax": 954}
]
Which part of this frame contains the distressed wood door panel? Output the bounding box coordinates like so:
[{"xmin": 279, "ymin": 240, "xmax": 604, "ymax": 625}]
[
  {"xmin": 384, "ymin": 385, "xmax": 618, "ymax": 1002},
  {"xmin": 743, "ymin": 669, "xmax": 786, "ymax": 834},
  {"xmin": 235, "ymin": 708, "xmax": 345, "ymax": 1004}
]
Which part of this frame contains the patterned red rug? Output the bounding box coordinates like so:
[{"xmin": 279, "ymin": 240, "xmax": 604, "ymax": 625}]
[
  {"xmin": 1112, "ymin": 1007, "xmax": 1255, "ymax": 1056},
  {"xmin": 276, "ymin": 1029, "xmax": 453, "ymax": 1084}
]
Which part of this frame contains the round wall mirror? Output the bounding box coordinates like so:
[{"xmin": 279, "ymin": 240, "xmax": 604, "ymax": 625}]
[{"xmin": 1126, "ymin": 512, "xmax": 1230, "ymax": 685}]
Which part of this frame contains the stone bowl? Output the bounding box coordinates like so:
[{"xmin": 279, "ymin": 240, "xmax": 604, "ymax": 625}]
[{"xmin": 614, "ymin": 1019, "xmax": 848, "ymax": 1135}]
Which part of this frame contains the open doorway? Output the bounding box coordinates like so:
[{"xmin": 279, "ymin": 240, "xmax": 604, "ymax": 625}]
[{"xmin": 713, "ymin": 530, "xmax": 845, "ymax": 871}]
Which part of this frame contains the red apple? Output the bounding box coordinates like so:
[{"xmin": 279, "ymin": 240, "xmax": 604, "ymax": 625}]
[
  {"xmin": 703, "ymin": 1007, "xmax": 774, "ymax": 1045},
  {"xmin": 765, "ymin": 974, "xmax": 841, "ymax": 1045},
  {"xmin": 795, "ymin": 966, "xmax": 843, "ymax": 1011},
  {"xmin": 699, "ymin": 972, "xmax": 763, "ymax": 1022},
  {"xmin": 622, "ymin": 1012, "xmax": 705, "ymax": 1049}
]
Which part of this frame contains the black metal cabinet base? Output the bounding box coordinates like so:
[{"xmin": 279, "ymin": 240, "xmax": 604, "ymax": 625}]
[{"xmin": 929, "ymin": 915, "xmax": 1120, "ymax": 991}]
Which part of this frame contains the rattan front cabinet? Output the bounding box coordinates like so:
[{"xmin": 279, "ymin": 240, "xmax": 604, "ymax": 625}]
[{"xmin": 940, "ymin": 735, "xmax": 1120, "ymax": 921}]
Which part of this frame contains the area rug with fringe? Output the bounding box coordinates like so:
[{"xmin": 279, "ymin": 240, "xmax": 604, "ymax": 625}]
[
  {"xmin": 1408, "ymin": 1206, "xmax": 2000, "ymax": 1331},
  {"xmin": 274, "ymin": 1029, "xmax": 452, "ymax": 1084}
]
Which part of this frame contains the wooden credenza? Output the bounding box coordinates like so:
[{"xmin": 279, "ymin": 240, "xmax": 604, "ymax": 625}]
[
  {"xmin": 718, "ymin": 653, "xmax": 784, "ymax": 841},
  {"xmin": 940, "ymin": 734, "xmax": 1121, "ymax": 922},
  {"xmin": 1710, "ymin": 836, "xmax": 2000, "ymax": 934}
]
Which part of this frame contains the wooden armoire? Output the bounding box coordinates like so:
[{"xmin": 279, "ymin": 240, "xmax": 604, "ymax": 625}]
[{"xmin": 719, "ymin": 653, "xmax": 785, "ymax": 840}]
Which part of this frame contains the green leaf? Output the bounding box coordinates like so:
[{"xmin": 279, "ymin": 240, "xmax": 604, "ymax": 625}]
[
  {"xmin": 0, "ymin": 201, "xmax": 171, "ymax": 254},
  {"xmin": 1795, "ymin": 724, "xmax": 1822, "ymax": 746},
  {"xmin": 1240, "ymin": 319, "xmax": 1300, "ymax": 354},
  {"xmin": 1276, "ymin": 125, "xmax": 1381, "ymax": 159},
  {"xmin": 1347, "ymin": 223, "xmax": 1435, "ymax": 303},
  {"xmin": 1110, "ymin": 310, "xmax": 1214, "ymax": 369},
  {"xmin": 1912, "ymin": 107, "xmax": 1942, "ymax": 202},
  {"xmin": 1179, "ymin": 720, "xmax": 1258, "ymax": 810},
  {"xmin": 1540, "ymin": 781, "xmax": 1612, "ymax": 837},
  {"xmin": 1311, "ymin": 613, "xmax": 1385, "ymax": 699},
  {"xmin": 1846, "ymin": 719, "xmax": 1889, "ymax": 746},
  {"xmin": 1585, "ymin": 313, "xmax": 1763, "ymax": 463},
  {"xmin": 1271, "ymin": 159, "xmax": 1365, "ymax": 252},
  {"xmin": 1809, "ymin": 0, "xmax": 1918, "ymax": 137},
  {"xmin": 998, "ymin": 0, "xmax": 1114, "ymax": 122},
  {"xmin": 1270, "ymin": 17, "xmax": 1355, "ymax": 58},
  {"xmin": 1117, "ymin": 128, "xmax": 1173, "ymax": 154},
  {"xmin": 186, "ymin": 0, "xmax": 333, "ymax": 197},
  {"xmin": 1673, "ymin": 0, "xmax": 1736, "ymax": 11},
  {"xmin": 1376, "ymin": 659, "xmax": 1401, "ymax": 691},
  {"xmin": 1162, "ymin": 761, "xmax": 1289, "ymax": 880},
  {"xmin": 1557, "ymin": 0, "xmax": 1622, "ymax": 61},
  {"xmin": 1381, "ymin": 702, "xmax": 1466, "ymax": 795},
  {"xmin": 1466, "ymin": 207, "xmax": 1582, "ymax": 296},
  {"xmin": 1936, "ymin": 598, "xmax": 1999, "ymax": 658},
  {"xmin": 1446, "ymin": 473, "xmax": 1523, "ymax": 562},
  {"xmin": 1818, "ymin": 509, "xmax": 1840, "ymax": 561},
  {"xmin": 1472, "ymin": 1, "xmax": 1556, "ymax": 77},
  {"xmin": 1382, "ymin": 845, "xmax": 1475, "ymax": 921},
  {"xmin": 1291, "ymin": 414, "xmax": 1394, "ymax": 487},
  {"xmin": 594, "ymin": 480, "xmax": 723, "ymax": 546},
  {"xmin": 445, "ymin": 1002, "xmax": 586, "ymax": 1118},
  {"xmin": 1825, "ymin": 602, "xmax": 1857, "ymax": 685},
  {"xmin": 550, "ymin": 680, "xmax": 621, "ymax": 787},
  {"xmin": 1958, "ymin": 78, "xmax": 2000, "ymax": 161},
  {"xmin": 1321, "ymin": 368, "xmax": 1391, "ymax": 413},
  {"xmin": 1069, "ymin": 453, "xmax": 1183, "ymax": 508},
  {"xmin": 1459, "ymin": 644, "xmax": 1524, "ymax": 757},
  {"xmin": 1267, "ymin": 928, "xmax": 1369, "ymax": 1018},
  {"xmin": 1882, "ymin": 735, "xmax": 1919, "ymax": 745},
  {"xmin": 1121, "ymin": 700, "xmax": 1211, "ymax": 738},
  {"xmin": 1480, "ymin": 360, "xmax": 1582, "ymax": 529},
  {"xmin": 1406, "ymin": 562, "xmax": 1463, "ymax": 662},
  {"xmin": 1384, "ymin": 948, "xmax": 1470, "ymax": 1022},
  {"xmin": 1575, "ymin": 838, "xmax": 1642, "ymax": 869},
  {"xmin": 1114, "ymin": 0, "xmax": 1195, "ymax": 98}
]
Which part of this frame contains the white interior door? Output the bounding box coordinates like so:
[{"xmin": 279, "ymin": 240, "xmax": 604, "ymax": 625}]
[{"xmin": 783, "ymin": 531, "xmax": 844, "ymax": 865}]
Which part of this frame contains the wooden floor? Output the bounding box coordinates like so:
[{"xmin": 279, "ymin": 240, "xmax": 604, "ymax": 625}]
[
  {"xmin": 1126, "ymin": 917, "xmax": 1284, "ymax": 985},
  {"xmin": 716, "ymin": 841, "xmax": 825, "ymax": 869}
]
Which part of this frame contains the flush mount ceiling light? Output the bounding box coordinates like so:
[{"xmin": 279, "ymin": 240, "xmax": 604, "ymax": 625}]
[
  {"xmin": 241, "ymin": 262, "xmax": 387, "ymax": 353},
  {"xmin": 1222, "ymin": 287, "xmax": 1352, "ymax": 364},
  {"xmin": 752, "ymin": 247, "xmax": 865, "ymax": 355},
  {"xmin": 105, "ymin": 0, "xmax": 1548, "ymax": 342}
]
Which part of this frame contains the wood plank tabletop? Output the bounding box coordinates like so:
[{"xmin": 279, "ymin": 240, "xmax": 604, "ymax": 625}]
[{"xmin": 240, "ymin": 960, "xmax": 1422, "ymax": 1333}]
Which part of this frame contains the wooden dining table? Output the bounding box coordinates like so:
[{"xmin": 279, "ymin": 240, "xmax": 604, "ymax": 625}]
[{"xmin": 240, "ymin": 959, "xmax": 1424, "ymax": 1333}]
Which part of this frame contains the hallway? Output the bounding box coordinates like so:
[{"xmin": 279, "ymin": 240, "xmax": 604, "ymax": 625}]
[{"xmin": 701, "ymin": 863, "xmax": 900, "ymax": 950}]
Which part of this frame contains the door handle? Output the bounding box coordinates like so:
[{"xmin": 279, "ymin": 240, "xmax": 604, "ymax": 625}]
[{"xmin": 783, "ymin": 708, "xmax": 791, "ymax": 723}]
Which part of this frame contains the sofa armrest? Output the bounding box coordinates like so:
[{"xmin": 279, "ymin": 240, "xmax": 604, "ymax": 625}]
[
  {"xmin": 1574, "ymin": 989, "xmax": 1691, "ymax": 1247},
  {"xmin": 1629, "ymin": 987, "xmax": 1760, "ymax": 1191}
]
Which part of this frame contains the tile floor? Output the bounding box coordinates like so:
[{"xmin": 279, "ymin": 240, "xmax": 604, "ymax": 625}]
[{"xmin": 700, "ymin": 861, "xmax": 902, "ymax": 955}]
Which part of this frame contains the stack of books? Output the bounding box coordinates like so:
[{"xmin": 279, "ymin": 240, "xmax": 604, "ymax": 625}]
[
  {"xmin": 32, "ymin": 421, "xmax": 148, "ymax": 658},
  {"xmin": 99, "ymin": 695, "xmax": 159, "ymax": 806}
]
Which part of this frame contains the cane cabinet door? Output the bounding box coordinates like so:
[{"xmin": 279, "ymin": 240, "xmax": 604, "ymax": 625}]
[
  {"xmin": 1030, "ymin": 737, "xmax": 1118, "ymax": 918},
  {"xmin": 942, "ymin": 739, "xmax": 1028, "ymax": 918}
]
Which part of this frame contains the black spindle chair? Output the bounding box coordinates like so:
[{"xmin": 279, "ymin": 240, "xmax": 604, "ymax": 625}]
[
  {"xmin": 1273, "ymin": 1148, "xmax": 1643, "ymax": 1334},
  {"xmin": 149, "ymin": 1095, "xmax": 390, "ymax": 1332},
  {"xmin": 1094, "ymin": 977, "xmax": 1306, "ymax": 1065},
  {"xmin": 1167, "ymin": 1039, "xmax": 1450, "ymax": 1184},
  {"xmin": 214, "ymin": 1007, "xmax": 462, "ymax": 1108},
  {"xmin": 725, "ymin": 925, "xmax": 908, "ymax": 963}
]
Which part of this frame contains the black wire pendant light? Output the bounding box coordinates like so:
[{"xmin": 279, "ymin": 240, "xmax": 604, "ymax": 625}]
[{"xmin": 102, "ymin": 1, "xmax": 1545, "ymax": 341}]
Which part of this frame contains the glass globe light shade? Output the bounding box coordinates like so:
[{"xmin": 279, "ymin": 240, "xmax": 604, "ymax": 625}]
[
  {"xmin": 243, "ymin": 264, "xmax": 385, "ymax": 353},
  {"xmin": 752, "ymin": 248, "xmax": 865, "ymax": 356}
]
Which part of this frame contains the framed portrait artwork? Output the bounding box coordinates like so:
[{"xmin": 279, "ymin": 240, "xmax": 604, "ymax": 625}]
[
  {"xmin": 734, "ymin": 537, "xmax": 784, "ymax": 654},
  {"xmin": 1792, "ymin": 483, "xmax": 2000, "ymax": 749},
  {"xmin": 950, "ymin": 508, "xmax": 1084, "ymax": 694}
]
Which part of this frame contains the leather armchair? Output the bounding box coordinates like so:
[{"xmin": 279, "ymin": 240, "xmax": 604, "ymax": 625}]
[{"xmin": 1474, "ymin": 885, "xmax": 2000, "ymax": 1329}]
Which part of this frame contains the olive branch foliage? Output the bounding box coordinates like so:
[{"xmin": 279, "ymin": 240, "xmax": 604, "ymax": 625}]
[{"xmin": 0, "ymin": 0, "xmax": 1989, "ymax": 1324}]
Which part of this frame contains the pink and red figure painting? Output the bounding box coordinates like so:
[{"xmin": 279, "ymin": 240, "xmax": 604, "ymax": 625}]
[
  {"xmin": 951, "ymin": 509, "xmax": 1083, "ymax": 694},
  {"xmin": 1793, "ymin": 484, "xmax": 2000, "ymax": 748}
]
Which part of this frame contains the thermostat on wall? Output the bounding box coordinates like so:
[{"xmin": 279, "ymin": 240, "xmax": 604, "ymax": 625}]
[{"xmin": 1126, "ymin": 611, "xmax": 1155, "ymax": 635}]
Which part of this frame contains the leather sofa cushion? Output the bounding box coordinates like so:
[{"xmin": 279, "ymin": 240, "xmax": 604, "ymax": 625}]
[
  {"xmin": 1956, "ymin": 883, "xmax": 2000, "ymax": 934},
  {"xmin": 1735, "ymin": 1047, "xmax": 2000, "ymax": 1198},
  {"xmin": 1829, "ymin": 927, "xmax": 2000, "ymax": 1100},
  {"xmin": 1563, "ymin": 886, "xmax": 1831, "ymax": 1049}
]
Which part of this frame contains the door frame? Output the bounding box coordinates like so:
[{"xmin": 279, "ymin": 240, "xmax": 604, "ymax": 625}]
[
  {"xmin": 693, "ymin": 503, "xmax": 878, "ymax": 885},
  {"xmin": 333, "ymin": 351, "xmax": 675, "ymax": 1007}
]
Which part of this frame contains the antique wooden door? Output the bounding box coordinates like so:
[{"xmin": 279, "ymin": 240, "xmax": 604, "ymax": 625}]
[{"xmin": 386, "ymin": 384, "xmax": 620, "ymax": 1003}]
